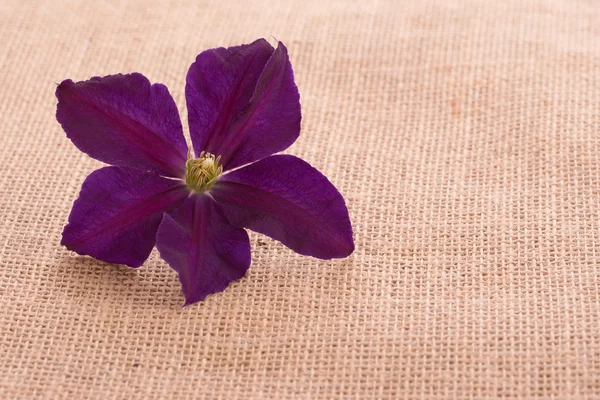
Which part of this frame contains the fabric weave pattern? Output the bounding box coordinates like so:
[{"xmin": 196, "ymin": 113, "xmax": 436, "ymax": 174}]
[{"xmin": 1, "ymin": 0, "xmax": 599, "ymax": 398}]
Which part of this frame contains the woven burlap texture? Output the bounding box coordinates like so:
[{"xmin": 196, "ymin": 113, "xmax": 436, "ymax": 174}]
[{"xmin": 1, "ymin": 0, "xmax": 599, "ymax": 398}]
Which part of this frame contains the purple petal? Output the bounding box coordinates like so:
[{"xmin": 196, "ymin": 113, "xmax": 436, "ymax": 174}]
[
  {"xmin": 156, "ymin": 194, "xmax": 251, "ymax": 305},
  {"xmin": 212, "ymin": 155, "xmax": 354, "ymax": 259},
  {"xmin": 186, "ymin": 40, "xmax": 301, "ymax": 170},
  {"xmin": 186, "ymin": 39, "xmax": 273, "ymax": 159},
  {"xmin": 62, "ymin": 166, "xmax": 189, "ymax": 268},
  {"xmin": 56, "ymin": 73, "xmax": 188, "ymax": 177}
]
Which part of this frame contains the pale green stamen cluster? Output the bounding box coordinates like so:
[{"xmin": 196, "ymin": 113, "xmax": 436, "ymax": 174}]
[{"xmin": 184, "ymin": 150, "xmax": 223, "ymax": 193}]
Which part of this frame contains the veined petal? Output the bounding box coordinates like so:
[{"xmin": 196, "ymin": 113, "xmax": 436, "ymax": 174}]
[
  {"xmin": 56, "ymin": 73, "xmax": 189, "ymax": 177},
  {"xmin": 186, "ymin": 40, "xmax": 301, "ymax": 170},
  {"xmin": 212, "ymin": 155, "xmax": 354, "ymax": 259},
  {"xmin": 156, "ymin": 195, "xmax": 251, "ymax": 306},
  {"xmin": 186, "ymin": 39, "xmax": 273, "ymax": 159},
  {"xmin": 62, "ymin": 167, "xmax": 189, "ymax": 268}
]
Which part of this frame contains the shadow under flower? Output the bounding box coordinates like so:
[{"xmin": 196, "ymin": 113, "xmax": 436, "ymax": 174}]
[
  {"xmin": 55, "ymin": 241, "xmax": 358, "ymax": 312},
  {"xmin": 55, "ymin": 254, "xmax": 184, "ymax": 310}
]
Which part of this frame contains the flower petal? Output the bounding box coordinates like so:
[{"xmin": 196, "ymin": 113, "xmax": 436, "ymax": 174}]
[
  {"xmin": 62, "ymin": 167, "xmax": 189, "ymax": 268},
  {"xmin": 56, "ymin": 73, "xmax": 189, "ymax": 177},
  {"xmin": 212, "ymin": 155, "xmax": 354, "ymax": 259},
  {"xmin": 186, "ymin": 40, "xmax": 301, "ymax": 170},
  {"xmin": 156, "ymin": 194, "xmax": 251, "ymax": 305}
]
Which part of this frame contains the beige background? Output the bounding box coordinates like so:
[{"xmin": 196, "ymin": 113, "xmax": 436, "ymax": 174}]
[{"xmin": 1, "ymin": 0, "xmax": 600, "ymax": 398}]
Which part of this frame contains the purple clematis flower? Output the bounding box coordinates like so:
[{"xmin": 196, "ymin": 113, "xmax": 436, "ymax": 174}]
[{"xmin": 56, "ymin": 39, "xmax": 354, "ymax": 305}]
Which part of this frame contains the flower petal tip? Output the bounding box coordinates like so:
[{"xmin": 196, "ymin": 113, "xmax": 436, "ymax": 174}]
[
  {"xmin": 332, "ymin": 237, "xmax": 356, "ymax": 260},
  {"xmin": 55, "ymin": 78, "xmax": 73, "ymax": 93},
  {"xmin": 156, "ymin": 195, "xmax": 252, "ymax": 307},
  {"xmin": 181, "ymin": 293, "xmax": 209, "ymax": 307},
  {"xmin": 61, "ymin": 229, "xmax": 146, "ymax": 269}
]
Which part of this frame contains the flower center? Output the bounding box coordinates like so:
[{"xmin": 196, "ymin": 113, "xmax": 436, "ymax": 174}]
[{"xmin": 184, "ymin": 151, "xmax": 223, "ymax": 193}]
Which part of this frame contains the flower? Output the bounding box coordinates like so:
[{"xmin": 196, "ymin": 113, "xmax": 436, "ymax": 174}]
[{"xmin": 56, "ymin": 39, "xmax": 354, "ymax": 305}]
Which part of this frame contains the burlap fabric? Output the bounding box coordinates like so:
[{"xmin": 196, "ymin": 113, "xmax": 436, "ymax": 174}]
[{"xmin": 1, "ymin": 0, "xmax": 599, "ymax": 398}]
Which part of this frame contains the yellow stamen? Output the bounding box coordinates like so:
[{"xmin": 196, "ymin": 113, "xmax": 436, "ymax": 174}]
[{"xmin": 184, "ymin": 151, "xmax": 223, "ymax": 193}]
